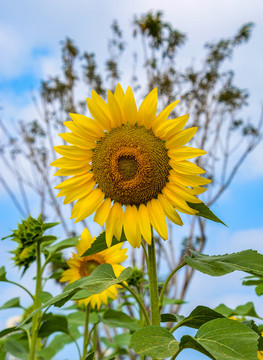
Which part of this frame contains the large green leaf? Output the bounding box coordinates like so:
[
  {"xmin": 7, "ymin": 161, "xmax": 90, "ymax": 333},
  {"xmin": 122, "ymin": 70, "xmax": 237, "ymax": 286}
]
[
  {"xmin": 38, "ymin": 315, "xmax": 69, "ymax": 337},
  {"xmin": 67, "ymin": 310, "xmax": 99, "ymax": 326},
  {"xmin": 185, "ymin": 250, "xmax": 263, "ymax": 277},
  {"xmin": 101, "ymin": 309, "xmax": 140, "ymax": 331},
  {"xmin": 214, "ymin": 302, "xmax": 262, "ymax": 319},
  {"xmin": 81, "ymin": 231, "xmax": 127, "ymax": 257},
  {"xmin": 20, "ymin": 264, "xmax": 132, "ymax": 325},
  {"xmin": 179, "ymin": 318, "xmax": 259, "ymax": 360},
  {"xmin": 187, "ymin": 202, "xmax": 226, "ymax": 225},
  {"xmin": 175, "ymin": 306, "xmax": 225, "ymax": 330},
  {"xmin": 129, "ymin": 326, "xmax": 179, "ymax": 359},
  {"xmin": 161, "ymin": 313, "xmax": 184, "ymax": 323}
]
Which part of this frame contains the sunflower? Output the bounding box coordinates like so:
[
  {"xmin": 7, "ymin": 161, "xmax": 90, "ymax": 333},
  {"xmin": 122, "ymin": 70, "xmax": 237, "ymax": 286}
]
[
  {"xmin": 60, "ymin": 228, "xmax": 128, "ymax": 309},
  {"xmin": 51, "ymin": 84, "xmax": 211, "ymax": 248}
]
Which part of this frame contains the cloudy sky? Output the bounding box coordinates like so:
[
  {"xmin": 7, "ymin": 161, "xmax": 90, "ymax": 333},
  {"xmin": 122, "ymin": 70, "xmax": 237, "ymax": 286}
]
[{"xmin": 0, "ymin": 0, "xmax": 263, "ymax": 359}]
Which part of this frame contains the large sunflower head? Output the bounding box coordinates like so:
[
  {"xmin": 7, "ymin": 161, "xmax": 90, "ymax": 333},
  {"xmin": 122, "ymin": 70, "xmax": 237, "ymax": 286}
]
[
  {"xmin": 52, "ymin": 84, "xmax": 211, "ymax": 248},
  {"xmin": 60, "ymin": 228, "xmax": 128, "ymax": 309}
]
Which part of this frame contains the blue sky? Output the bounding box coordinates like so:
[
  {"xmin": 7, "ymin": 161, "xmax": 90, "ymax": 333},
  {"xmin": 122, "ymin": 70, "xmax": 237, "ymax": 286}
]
[{"xmin": 0, "ymin": 0, "xmax": 263, "ymax": 359}]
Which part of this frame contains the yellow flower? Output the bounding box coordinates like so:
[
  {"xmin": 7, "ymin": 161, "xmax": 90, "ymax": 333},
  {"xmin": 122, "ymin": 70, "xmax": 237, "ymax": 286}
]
[
  {"xmin": 52, "ymin": 84, "xmax": 210, "ymax": 248},
  {"xmin": 60, "ymin": 228, "xmax": 128, "ymax": 309}
]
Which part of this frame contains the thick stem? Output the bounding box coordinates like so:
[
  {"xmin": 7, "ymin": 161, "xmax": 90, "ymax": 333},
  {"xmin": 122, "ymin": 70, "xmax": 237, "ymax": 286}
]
[
  {"xmin": 82, "ymin": 304, "xmax": 90, "ymax": 360},
  {"xmin": 147, "ymin": 233, "xmax": 160, "ymax": 326},
  {"xmin": 29, "ymin": 241, "xmax": 42, "ymax": 360}
]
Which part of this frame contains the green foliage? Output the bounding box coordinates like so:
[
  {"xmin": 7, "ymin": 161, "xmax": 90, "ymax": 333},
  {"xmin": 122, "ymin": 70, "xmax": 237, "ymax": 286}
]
[
  {"xmin": 187, "ymin": 202, "xmax": 226, "ymax": 225},
  {"xmin": 81, "ymin": 231, "xmax": 127, "ymax": 257},
  {"xmin": 214, "ymin": 302, "xmax": 262, "ymax": 319},
  {"xmin": 20, "ymin": 264, "xmax": 132, "ymax": 324},
  {"xmin": 101, "ymin": 309, "xmax": 140, "ymax": 331},
  {"xmin": 179, "ymin": 318, "xmax": 259, "ymax": 360},
  {"xmin": 185, "ymin": 250, "xmax": 263, "ymax": 277},
  {"xmin": 130, "ymin": 326, "xmax": 179, "ymax": 359}
]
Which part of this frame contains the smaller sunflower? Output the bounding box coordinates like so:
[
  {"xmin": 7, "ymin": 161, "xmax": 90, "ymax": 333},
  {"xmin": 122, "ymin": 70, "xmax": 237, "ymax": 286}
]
[{"xmin": 60, "ymin": 228, "xmax": 128, "ymax": 309}]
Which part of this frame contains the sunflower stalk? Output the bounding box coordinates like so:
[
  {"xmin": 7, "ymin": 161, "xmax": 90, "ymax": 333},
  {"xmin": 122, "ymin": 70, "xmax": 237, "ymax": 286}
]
[
  {"xmin": 147, "ymin": 233, "xmax": 160, "ymax": 326},
  {"xmin": 29, "ymin": 240, "xmax": 42, "ymax": 360},
  {"xmin": 82, "ymin": 303, "xmax": 90, "ymax": 360}
]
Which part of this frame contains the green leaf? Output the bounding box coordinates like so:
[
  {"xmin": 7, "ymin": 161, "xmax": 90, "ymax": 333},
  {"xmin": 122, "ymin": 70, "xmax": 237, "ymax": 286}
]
[
  {"xmin": 185, "ymin": 250, "xmax": 263, "ymax": 277},
  {"xmin": 214, "ymin": 302, "xmax": 262, "ymax": 319},
  {"xmin": 43, "ymin": 222, "xmax": 60, "ymax": 231},
  {"xmin": 85, "ymin": 352, "xmax": 95, "ymax": 360},
  {"xmin": 68, "ymin": 310, "xmax": 99, "ymax": 326},
  {"xmin": 161, "ymin": 313, "xmax": 184, "ymax": 323},
  {"xmin": 0, "ymin": 297, "xmax": 21, "ymax": 310},
  {"xmin": 0, "ymin": 267, "xmax": 7, "ymax": 282},
  {"xmin": 162, "ymin": 297, "xmax": 186, "ymax": 305},
  {"xmin": 46, "ymin": 236, "xmax": 79, "ymax": 256},
  {"xmin": 101, "ymin": 309, "xmax": 140, "ymax": 331},
  {"xmin": 0, "ymin": 327, "xmax": 21, "ymax": 339},
  {"xmin": 81, "ymin": 231, "xmax": 127, "ymax": 257},
  {"xmin": 38, "ymin": 315, "xmax": 69, "ymax": 338},
  {"xmin": 175, "ymin": 306, "xmax": 225, "ymax": 330},
  {"xmin": 4, "ymin": 337, "xmax": 29, "ymax": 360},
  {"xmin": 20, "ymin": 264, "xmax": 132, "ymax": 325},
  {"xmin": 38, "ymin": 235, "xmax": 57, "ymax": 244},
  {"xmin": 37, "ymin": 291, "xmax": 53, "ymax": 304},
  {"xmin": 129, "ymin": 326, "xmax": 179, "ymax": 359},
  {"xmin": 179, "ymin": 318, "xmax": 259, "ymax": 360},
  {"xmin": 187, "ymin": 202, "xmax": 226, "ymax": 225}
]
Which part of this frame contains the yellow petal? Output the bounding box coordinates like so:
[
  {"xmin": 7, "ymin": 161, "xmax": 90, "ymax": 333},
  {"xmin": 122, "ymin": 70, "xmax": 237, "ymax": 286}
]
[
  {"xmin": 190, "ymin": 187, "xmax": 207, "ymax": 195},
  {"xmin": 54, "ymin": 166, "xmax": 90, "ymax": 176},
  {"xmin": 77, "ymin": 227, "xmax": 94, "ymax": 255},
  {"xmin": 169, "ymin": 170, "xmax": 212, "ymax": 187},
  {"xmin": 107, "ymin": 90, "xmax": 123, "ymax": 127},
  {"xmin": 162, "ymin": 186, "xmax": 197, "ymax": 215},
  {"xmin": 158, "ymin": 193, "xmax": 183, "ymax": 226},
  {"xmin": 123, "ymin": 205, "xmax": 141, "ymax": 248},
  {"xmin": 114, "ymin": 211, "xmax": 124, "ymax": 241},
  {"xmin": 168, "ymin": 147, "xmax": 206, "ymax": 161},
  {"xmin": 166, "ymin": 127, "xmax": 198, "ymax": 148},
  {"xmin": 50, "ymin": 157, "xmax": 90, "ymax": 169},
  {"xmin": 94, "ymin": 198, "xmax": 112, "ymax": 226},
  {"xmin": 166, "ymin": 182, "xmax": 202, "ymax": 204},
  {"xmin": 170, "ymin": 160, "xmax": 206, "ymax": 175},
  {"xmin": 54, "ymin": 145, "xmax": 93, "ymax": 160},
  {"xmin": 137, "ymin": 88, "xmax": 157, "ymax": 129},
  {"xmin": 147, "ymin": 199, "xmax": 168, "ymax": 240},
  {"xmin": 62, "ymin": 179, "xmax": 95, "ymax": 205},
  {"xmin": 123, "ymin": 86, "xmax": 137, "ymax": 125},
  {"xmin": 54, "ymin": 173, "xmax": 93, "ymax": 189},
  {"xmin": 106, "ymin": 202, "xmax": 123, "ymax": 247},
  {"xmin": 152, "ymin": 100, "xmax": 180, "ymax": 131},
  {"xmin": 156, "ymin": 114, "xmax": 190, "ymax": 140},
  {"xmin": 74, "ymin": 188, "xmax": 105, "ymax": 222},
  {"xmin": 63, "ymin": 121, "xmax": 95, "ymax": 141},
  {"xmin": 59, "ymin": 132, "xmax": 95, "ymax": 149},
  {"xmin": 114, "ymin": 83, "xmax": 125, "ymax": 106},
  {"xmin": 138, "ymin": 204, "xmax": 152, "ymax": 245},
  {"xmin": 69, "ymin": 113, "xmax": 105, "ymax": 138},
  {"xmin": 91, "ymin": 90, "xmax": 114, "ymax": 123},
  {"xmin": 86, "ymin": 97, "xmax": 111, "ymax": 131}
]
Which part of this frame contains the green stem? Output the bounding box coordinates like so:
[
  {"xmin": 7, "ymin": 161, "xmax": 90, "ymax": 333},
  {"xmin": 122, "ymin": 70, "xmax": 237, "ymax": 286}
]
[
  {"xmin": 170, "ymin": 348, "xmax": 181, "ymax": 360},
  {"xmin": 92, "ymin": 324, "xmax": 97, "ymax": 352},
  {"xmin": 147, "ymin": 232, "xmax": 160, "ymax": 326},
  {"xmin": 159, "ymin": 261, "xmax": 187, "ymax": 310},
  {"xmin": 121, "ymin": 283, "xmax": 150, "ymax": 326},
  {"xmin": 29, "ymin": 241, "xmax": 42, "ymax": 360},
  {"xmin": 7, "ymin": 280, "xmax": 35, "ymax": 302},
  {"xmin": 170, "ymin": 322, "xmax": 182, "ymax": 334},
  {"xmin": 82, "ymin": 304, "xmax": 90, "ymax": 360}
]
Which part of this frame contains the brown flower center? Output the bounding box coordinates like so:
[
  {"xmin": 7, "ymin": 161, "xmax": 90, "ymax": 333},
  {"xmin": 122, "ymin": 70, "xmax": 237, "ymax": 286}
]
[
  {"xmin": 79, "ymin": 254, "xmax": 105, "ymax": 277},
  {"xmin": 92, "ymin": 125, "xmax": 170, "ymax": 205}
]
